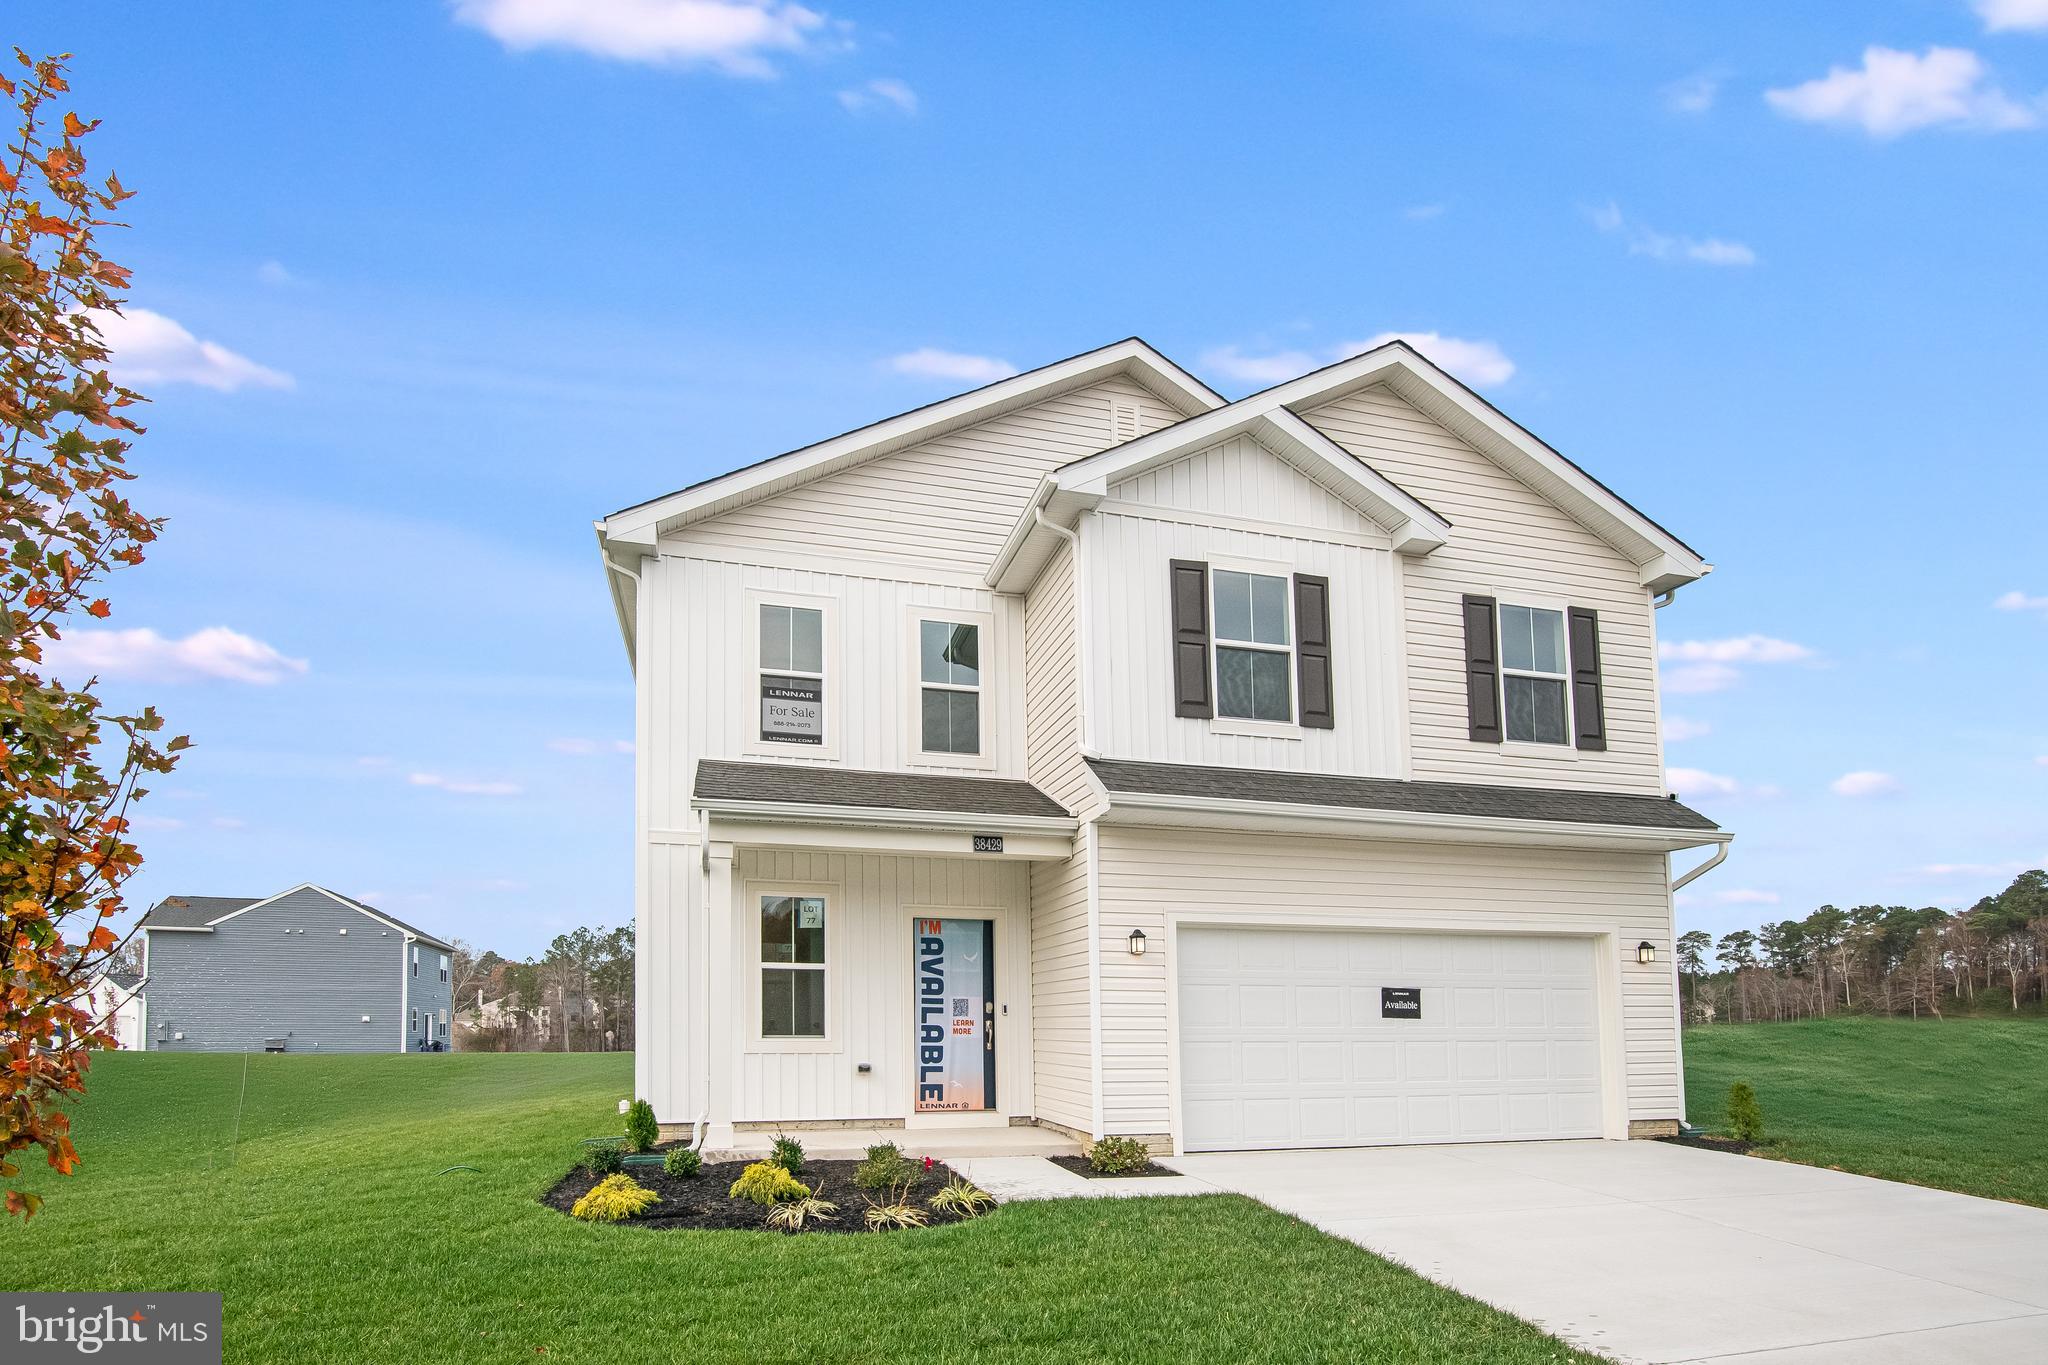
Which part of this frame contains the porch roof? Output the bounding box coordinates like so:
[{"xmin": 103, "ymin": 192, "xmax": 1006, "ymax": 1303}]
[{"xmin": 694, "ymin": 760, "xmax": 1071, "ymax": 821}]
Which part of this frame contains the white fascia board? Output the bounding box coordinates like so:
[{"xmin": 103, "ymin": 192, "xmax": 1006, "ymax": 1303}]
[
  {"xmin": 599, "ymin": 339, "xmax": 1222, "ymax": 549},
  {"xmin": 1097, "ymin": 790, "xmax": 1732, "ymax": 853},
  {"xmin": 139, "ymin": 924, "xmax": 213, "ymax": 933},
  {"xmin": 986, "ymin": 478, "xmax": 1103, "ymax": 594},
  {"xmin": 691, "ymin": 796, "xmax": 1077, "ymax": 837}
]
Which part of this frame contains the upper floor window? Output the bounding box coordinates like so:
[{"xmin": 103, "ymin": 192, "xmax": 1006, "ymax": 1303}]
[
  {"xmin": 918, "ymin": 619, "xmax": 981, "ymax": 755},
  {"xmin": 411, "ymin": 945, "xmax": 419, "ymax": 978},
  {"xmin": 1499, "ymin": 604, "xmax": 1570, "ymax": 745},
  {"xmin": 439, "ymin": 953, "xmax": 450, "ymax": 984},
  {"xmin": 759, "ymin": 603, "xmax": 825, "ymax": 747},
  {"xmin": 1213, "ymin": 569, "xmax": 1293, "ymax": 724}
]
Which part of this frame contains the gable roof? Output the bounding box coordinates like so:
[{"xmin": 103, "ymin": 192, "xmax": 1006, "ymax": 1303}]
[{"xmin": 140, "ymin": 885, "xmax": 454, "ymax": 952}]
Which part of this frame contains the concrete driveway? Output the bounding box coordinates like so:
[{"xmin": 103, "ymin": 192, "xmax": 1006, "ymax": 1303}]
[{"xmin": 1166, "ymin": 1140, "xmax": 2048, "ymax": 1364}]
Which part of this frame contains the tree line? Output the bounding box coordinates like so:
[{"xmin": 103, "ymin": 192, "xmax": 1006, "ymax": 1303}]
[
  {"xmin": 1677, "ymin": 869, "xmax": 2048, "ymax": 1023},
  {"xmin": 449, "ymin": 925, "xmax": 634, "ymax": 1052}
]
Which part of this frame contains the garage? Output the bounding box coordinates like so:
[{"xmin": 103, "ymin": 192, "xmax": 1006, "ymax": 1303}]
[{"xmin": 1175, "ymin": 926, "xmax": 1604, "ymax": 1151}]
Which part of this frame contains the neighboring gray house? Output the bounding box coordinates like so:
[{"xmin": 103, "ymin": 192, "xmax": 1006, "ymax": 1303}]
[{"xmin": 138, "ymin": 884, "xmax": 456, "ymax": 1054}]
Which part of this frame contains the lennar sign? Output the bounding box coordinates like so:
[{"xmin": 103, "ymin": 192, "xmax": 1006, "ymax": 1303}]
[
  {"xmin": 4, "ymin": 1294, "xmax": 220, "ymax": 1362},
  {"xmin": 760, "ymin": 674, "xmax": 823, "ymax": 745}
]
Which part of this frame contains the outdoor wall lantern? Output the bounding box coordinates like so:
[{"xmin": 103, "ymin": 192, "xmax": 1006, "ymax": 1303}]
[
  {"xmin": 1127, "ymin": 929, "xmax": 1147, "ymax": 957},
  {"xmin": 1637, "ymin": 940, "xmax": 1657, "ymax": 965}
]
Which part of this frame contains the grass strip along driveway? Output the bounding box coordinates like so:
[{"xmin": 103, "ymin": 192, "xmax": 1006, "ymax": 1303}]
[
  {"xmin": 4, "ymin": 1053, "xmax": 1603, "ymax": 1364},
  {"xmin": 1682, "ymin": 1015, "xmax": 2048, "ymax": 1208}
]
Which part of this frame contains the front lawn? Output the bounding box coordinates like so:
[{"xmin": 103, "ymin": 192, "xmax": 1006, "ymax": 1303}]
[
  {"xmin": 3, "ymin": 1053, "xmax": 1602, "ymax": 1364},
  {"xmin": 1683, "ymin": 1016, "xmax": 2048, "ymax": 1207}
]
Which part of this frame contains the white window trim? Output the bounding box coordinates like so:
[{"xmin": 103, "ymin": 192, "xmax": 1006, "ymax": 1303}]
[
  {"xmin": 1208, "ymin": 555, "xmax": 1299, "ymax": 737},
  {"xmin": 745, "ymin": 879, "xmax": 840, "ymax": 1054},
  {"xmin": 410, "ymin": 945, "xmax": 419, "ymax": 978},
  {"xmin": 903, "ymin": 603, "xmax": 997, "ymax": 771},
  {"xmin": 1494, "ymin": 590, "xmax": 1577, "ymax": 753},
  {"xmin": 742, "ymin": 588, "xmax": 840, "ymax": 760},
  {"xmin": 439, "ymin": 952, "xmax": 450, "ymax": 983}
]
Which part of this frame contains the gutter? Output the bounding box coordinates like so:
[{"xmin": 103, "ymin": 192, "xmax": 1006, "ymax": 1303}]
[
  {"xmin": 1669, "ymin": 841, "xmax": 1729, "ymax": 894},
  {"xmin": 690, "ymin": 798, "xmax": 1077, "ymax": 836}
]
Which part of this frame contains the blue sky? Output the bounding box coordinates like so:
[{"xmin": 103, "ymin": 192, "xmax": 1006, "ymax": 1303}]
[{"xmin": 15, "ymin": 1, "xmax": 2048, "ymax": 956}]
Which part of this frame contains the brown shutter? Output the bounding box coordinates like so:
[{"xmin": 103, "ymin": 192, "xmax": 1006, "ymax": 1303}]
[
  {"xmin": 1462, "ymin": 594, "xmax": 1502, "ymax": 743},
  {"xmin": 1294, "ymin": 574, "xmax": 1334, "ymax": 729},
  {"xmin": 1568, "ymin": 606, "xmax": 1607, "ymax": 751},
  {"xmin": 1170, "ymin": 559, "xmax": 1212, "ymax": 719}
]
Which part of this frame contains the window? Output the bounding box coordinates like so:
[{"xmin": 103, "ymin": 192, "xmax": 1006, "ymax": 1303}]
[
  {"xmin": 758, "ymin": 603, "xmax": 825, "ymax": 746},
  {"xmin": 410, "ymin": 946, "xmax": 418, "ymax": 978},
  {"xmin": 1499, "ymin": 604, "xmax": 1571, "ymax": 745},
  {"xmin": 439, "ymin": 1009, "xmax": 449, "ymax": 1028},
  {"xmin": 918, "ymin": 619, "xmax": 981, "ymax": 755},
  {"xmin": 759, "ymin": 893, "xmax": 826, "ymax": 1038},
  {"xmin": 409, "ymin": 1008, "xmax": 419, "ymax": 1031},
  {"xmin": 439, "ymin": 953, "xmax": 450, "ymax": 984},
  {"xmin": 1213, "ymin": 569, "xmax": 1293, "ymax": 723}
]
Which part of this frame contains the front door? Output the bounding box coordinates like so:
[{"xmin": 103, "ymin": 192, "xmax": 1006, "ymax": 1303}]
[{"xmin": 912, "ymin": 918, "xmax": 995, "ymax": 1113}]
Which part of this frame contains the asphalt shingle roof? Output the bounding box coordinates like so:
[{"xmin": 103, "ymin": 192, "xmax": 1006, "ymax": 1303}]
[
  {"xmin": 139, "ymin": 888, "xmax": 455, "ymax": 951},
  {"xmin": 695, "ymin": 760, "xmax": 1070, "ymax": 820}
]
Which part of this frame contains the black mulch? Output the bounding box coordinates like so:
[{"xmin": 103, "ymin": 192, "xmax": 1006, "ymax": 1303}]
[
  {"xmin": 1658, "ymin": 1132, "xmax": 1764, "ymax": 1156},
  {"xmin": 542, "ymin": 1157, "xmax": 991, "ymax": 1234},
  {"xmin": 1046, "ymin": 1154, "xmax": 1180, "ymax": 1180}
]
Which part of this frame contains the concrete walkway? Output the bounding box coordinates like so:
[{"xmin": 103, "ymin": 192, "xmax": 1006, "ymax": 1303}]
[{"xmin": 1165, "ymin": 1140, "xmax": 2048, "ymax": 1364}]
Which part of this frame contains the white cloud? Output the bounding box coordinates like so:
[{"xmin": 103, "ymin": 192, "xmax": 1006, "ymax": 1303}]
[
  {"xmin": 87, "ymin": 308, "xmax": 292, "ymax": 392},
  {"xmin": 1661, "ymin": 635, "xmax": 1814, "ymax": 664},
  {"xmin": 1588, "ymin": 201, "xmax": 1757, "ymax": 267},
  {"xmin": 408, "ymin": 772, "xmax": 524, "ymax": 798},
  {"xmin": 886, "ymin": 348, "xmax": 1017, "ymax": 384},
  {"xmin": 1667, "ymin": 767, "xmax": 1741, "ymax": 797},
  {"xmin": 1977, "ymin": 0, "xmax": 2048, "ymax": 33},
  {"xmin": 1919, "ymin": 860, "xmax": 2025, "ymax": 877},
  {"xmin": 1831, "ymin": 770, "xmax": 1902, "ymax": 798},
  {"xmin": 1766, "ymin": 46, "xmax": 2041, "ymax": 138},
  {"xmin": 42, "ymin": 626, "xmax": 308, "ymax": 685},
  {"xmin": 548, "ymin": 737, "xmax": 634, "ymax": 756},
  {"xmin": 1402, "ymin": 202, "xmax": 1446, "ymax": 221},
  {"xmin": 256, "ymin": 260, "xmax": 295, "ymax": 287},
  {"xmin": 1995, "ymin": 589, "xmax": 2048, "ymax": 614},
  {"xmin": 838, "ymin": 77, "xmax": 917, "ymax": 114},
  {"xmin": 1714, "ymin": 888, "xmax": 1781, "ymax": 905},
  {"xmin": 1660, "ymin": 662, "xmax": 1742, "ymax": 694},
  {"xmin": 1664, "ymin": 71, "xmax": 1722, "ymax": 114},
  {"xmin": 1663, "ymin": 716, "xmax": 1711, "ymax": 742},
  {"xmin": 1202, "ymin": 332, "xmax": 1515, "ymax": 391},
  {"xmin": 210, "ymin": 816, "xmax": 247, "ymax": 830},
  {"xmin": 130, "ymin": 814, "xmax": 185, "ymax": 832},
  {"xmin": 450, "ymin": 0, "xmax": 837, "ymax": 78}
]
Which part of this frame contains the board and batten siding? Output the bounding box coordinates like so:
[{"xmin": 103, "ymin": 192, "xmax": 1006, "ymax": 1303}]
[
  {"xmin": 1092, "ymin": 826, "xmax": 1681, "ymax": 1138},
  {"xmin": 1104, "ymin": 432, "xmax": 1382, "ymax": 537},
  {"xmin": 142, "ymin": 889, "xmax": 411, "ymax": 1052},
  {"xmin": 1304, "ymin": 385, "xmax": 1666, "ymax": 793}
]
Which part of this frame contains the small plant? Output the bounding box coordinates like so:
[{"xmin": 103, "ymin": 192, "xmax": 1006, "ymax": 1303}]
[
  {"xmin": 581, "ymin": 1141, "xmax": 624, "ymax": 1176},
  {"xmin": 1087, "ymin": 1135, "xmax": 1152, "ymax": 1174},
  {"xmin": 729, "ymin": 1160, "xmax": 810, "ymax": 1207},
  {"xmin": 571, "ymin": 1173, "xmax": 659, "ymax": 1223},
  {"xmin": 764, "ymin": 1182, "xmax": 839, "ymax": 1231},
  {"xmin": 625, "ymin": 1099, "xmax": 660, "ymax": 1153},
  {"xmin": 926, "ymin": 1176, "xmax": 994, "ymax": 1218},
  {"xmin": 769, "ymin": 1132, "xmax": 806, "ymax": 1175},
  {"xmin": 1728, "ymin": 1081, "xmax": 1765, "ymax": 1143},
  {"xmin": 861, "ymin": 1175, "xmax": 930, "ymax": 1231},
  {"xmin": 662, "ymin": 1146, "xmax": 702, "ymax": 1179},
  {"xmin": 855, "ymin": 1142, "xmax": 920, "ymax": 1192}
]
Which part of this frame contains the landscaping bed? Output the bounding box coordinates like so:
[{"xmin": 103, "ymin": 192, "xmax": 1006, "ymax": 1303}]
[
  {"xmin": 1658, "ymin": 1132, "xmax": 1762, "ymax": 1157},
  {"xmin": 542, "ymin": 1156, "xmax": 990, "ymax": 1233},
  {"xmin": 1047, "ymin": 1153, "xmax": 1180, "ymax": 1180}
]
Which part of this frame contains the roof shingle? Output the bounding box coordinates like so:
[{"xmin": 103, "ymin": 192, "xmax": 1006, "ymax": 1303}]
[{"xmin": 695, "ymin": 760, "xmax": 1070, "ymax": 820}]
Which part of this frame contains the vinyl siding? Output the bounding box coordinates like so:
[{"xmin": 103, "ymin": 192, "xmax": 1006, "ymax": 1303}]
[
  {"xmin": 141, "ymin": 889, "xmax": 414, "ymax": 1053},
  {"xmin": 1302, "ymin": 385, "xmax": 1666, "ymax": 793},
  {"xmin": 1104, "ymin": 431, "xmax": 1379, "ymax": 536},
  {"xmin": 1093, "ymin": 826, "xmax": 1680, "ymax": 1137},
  {"xmin": 1022, "ymin": 539, "xmax": 1096, "ymax": 818},
  {"xmin": 1029, "ymin": 831, "xmax": 1095, "ymax": 1134}
]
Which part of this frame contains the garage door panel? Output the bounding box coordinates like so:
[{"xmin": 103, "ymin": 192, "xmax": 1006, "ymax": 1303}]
[{"xmin": 1178, "ymin": 927, "xmax": 1604, "ymax": 1152}]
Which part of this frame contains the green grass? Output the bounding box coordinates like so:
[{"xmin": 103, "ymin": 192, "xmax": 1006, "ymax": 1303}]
[
  {"xmin": 1683, "ymin": 1015, "xmax": 2048, "ymax": 1207},
  {"xmin": 4, "ymin": 1053, "xmax": 1601, "ymax": 1364}
]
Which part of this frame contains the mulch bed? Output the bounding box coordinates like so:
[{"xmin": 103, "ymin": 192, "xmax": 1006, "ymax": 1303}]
[
  {"xmin": 1047, "ymin": 1154, "xmax": 1180, "ymax": 1180},
  {"xmin": 1658, "ymin": 1132, "xmax": 1764, "ymax": 1156},
  {"xmin": 542, "ymin": 1157, "xmax": 989, "ymax": 1234}
]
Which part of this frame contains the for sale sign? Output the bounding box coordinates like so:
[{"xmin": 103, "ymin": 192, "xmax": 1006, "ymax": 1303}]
[{"xmin": 760, "ymin": 674, "xmax": 823, "ymax": 744}]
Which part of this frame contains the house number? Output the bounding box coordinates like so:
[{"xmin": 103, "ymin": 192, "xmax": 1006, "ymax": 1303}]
[{"xmin": 971, "ymin": 834, "xmax": 1004, "ymax": 854}]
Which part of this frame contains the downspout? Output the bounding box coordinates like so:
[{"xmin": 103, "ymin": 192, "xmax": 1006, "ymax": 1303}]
[
  {"xmin": 1670, "ymin": 842, "xmax": 1728, "ymax": 894},
  {"xmin": 1668, "ymin": 840, "xmax": 1728, "ymax": 1130}
]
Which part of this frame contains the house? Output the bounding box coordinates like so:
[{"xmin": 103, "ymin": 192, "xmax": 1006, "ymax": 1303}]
[
  {"xmin": 83, "ymin": 970, "xmax": 145, "ymax": 1050},
  {"xmin": 594, "ymin": 337, "xmax": 1731, "ymax": 1154},
  {"xmin": 137, "ymin": 884, "xmax": 456, "ymax": 1053}
]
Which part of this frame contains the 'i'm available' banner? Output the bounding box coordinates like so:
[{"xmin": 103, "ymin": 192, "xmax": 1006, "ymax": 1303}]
[{"xmin": 914, "ymin": 918, "xmax": 988, "ymax": 1112}]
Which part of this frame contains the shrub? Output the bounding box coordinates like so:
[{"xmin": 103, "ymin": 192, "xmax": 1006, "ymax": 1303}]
[
  {"xmin": 926, "ymin": 1176, "xmax": 994, "ymax": 1217},
  {"xmin": 662, "ymin": 1146, "xmax": 702, "ymax": 1179},
  {"xmin": 624, "ymin": 1100, "xmax": 659, "ymax": 1154},
  {"xmin": 1728, "ymin": 1081, "xmax": 1765, "ymax": 1143},
  {"xmin": 863, "ymin": 1198, "xmax": 930, "ymax": 1231},
  {"xmin": 571, "ymin": 1174, "xmax": 659, "ymax": 1223},
  {"xmin": 581, "ymin": 1141, "xmax": 624, "ymax": 1176},
  {"xmin": 729, "ymin": 1160, "xmax": 809, "ymax": 1207},
  {"xmin": 855, "ymin": 1142, "xmax": 919, "ymax": 1192},
  {"xmin": 769, "ymin": 1132, "xmax": 806, "ymax": 1175},
  {"xmin": 764, "ymin": 1184, "xmax": 839, "ymax": 1231},
  {"xmin": 1087, "ymin": 1136, "xmax": 1152, "ymax": 1174}
]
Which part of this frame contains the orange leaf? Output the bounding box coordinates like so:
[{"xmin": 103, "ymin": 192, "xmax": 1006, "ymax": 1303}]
[{"xmin": 86, "ymin": 599, "xmax": 110, "ymax": 618}]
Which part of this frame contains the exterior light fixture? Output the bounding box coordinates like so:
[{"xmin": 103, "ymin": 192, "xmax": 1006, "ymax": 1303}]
[
  {"xmin": 1637, "ymin": 941, "xmax": 1657, "ymax": 965},
  {"xmin": 1127, "ymin": 929, "xmax": 1147, "ymax": 957}
]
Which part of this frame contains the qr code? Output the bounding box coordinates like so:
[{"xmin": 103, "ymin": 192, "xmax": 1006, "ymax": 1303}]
[{"xmin": 952, "ymin": 997, "xmax": 970, "ymax": 1018}]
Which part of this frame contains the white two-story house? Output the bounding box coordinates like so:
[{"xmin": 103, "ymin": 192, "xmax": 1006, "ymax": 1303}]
[{"xmin": 595, "ymin": 337, "xmax": 1729, "ymax": 1154}]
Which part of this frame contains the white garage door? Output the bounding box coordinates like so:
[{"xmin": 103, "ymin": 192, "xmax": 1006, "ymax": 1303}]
[{"xmin": 1177, "ymin": 927, "xmax": 1603, "ymax": 1151}]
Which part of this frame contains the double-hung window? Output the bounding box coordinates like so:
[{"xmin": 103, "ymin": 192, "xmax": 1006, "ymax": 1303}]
[
  {"xmin": 410, "ymin": 946, "xmax": 419, "ymax": 978},
  {"xmin": 758, "ymin": 603, "xmax": 826, "ymax": 747},
  {"xmin": 439, "ymin": 953, "xmax": 450, "ymax": 984},
  {"xmin": 917, "ymin": 619, "xmax": 981, "ymax": 755},
  {"xmin": 1213, "ymin": 569, "xmax": 1294, "ymax": 724},
  {"xmin": 759, "ymin": 893, "xmax": 827, "ymax": 1039},
  {"xmin": 1498, "ymin": 604, "xmax": 1571, "ymax": 745}
]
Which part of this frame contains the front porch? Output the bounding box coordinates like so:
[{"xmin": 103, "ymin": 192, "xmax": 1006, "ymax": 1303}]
[{"xmin": 708, "ymin": 1122, "xmax": 1082, "ymax": 1163}]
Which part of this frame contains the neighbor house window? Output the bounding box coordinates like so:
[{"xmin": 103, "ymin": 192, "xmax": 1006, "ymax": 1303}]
[
  {"xmin": 1499, "ymin": 604, "xmax": 1571, "ymax": 745},
  {"xmin": 411, "ymin": 946, "xmax": 419, "ymax": 978},
  {"xmin": 410, "ymin": 1008, "xmax": 419, "ymax": 1031},
  {"xmin": 1213, "ymin": 569, "xmax": 1293, "ymax": 723},
  {"xmin": 760, "ymin": 893, "xmax": 826, "ymax": 1038},
  {"xmin": 758, "ymin": 604, "xmax": 825, "ymax": 746},
  {"xmin": 918, "ymin": 619, "xmax": 981, "ymax": 755},
  {"xmin": 439, "ymin": 953, "xmax": 450, "ymax": 983}
]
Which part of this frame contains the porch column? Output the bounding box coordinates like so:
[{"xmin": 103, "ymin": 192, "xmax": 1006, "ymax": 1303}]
[{"xmin": 704, "ymin": 839, "xmax": 736, "ymax": 1143}]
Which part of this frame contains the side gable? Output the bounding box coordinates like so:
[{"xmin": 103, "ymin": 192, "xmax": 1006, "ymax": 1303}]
[
  {"xmin": 148, "ymin": 883, "xmax": 454, "ymax": 952},
  {"xmin": 1104, "ymin": 430, "xmax": 1386, "ymax": 540}
]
